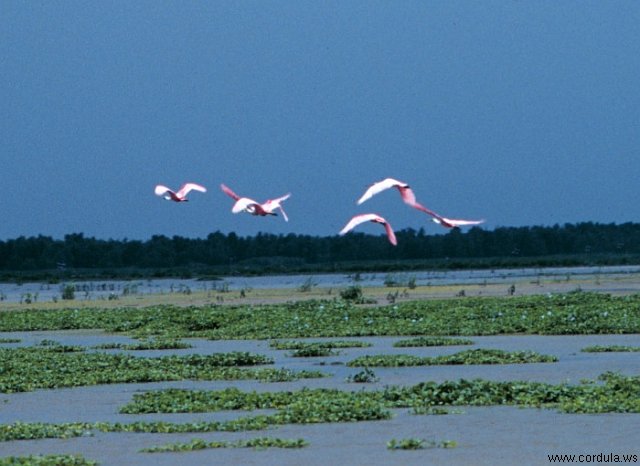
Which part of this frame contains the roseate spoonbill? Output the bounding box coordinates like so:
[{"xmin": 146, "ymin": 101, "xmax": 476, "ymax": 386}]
[
  {"xmin": 357, "ymin": 177, "xmax": 419, "ymax": 207},
  {"xmin": 220, "ymin": 184, "xmax": 291, "ymax": 221},
  {"xmin": 357, "ymin": 177, "xmax": 484, "ymax": 229},
  {"xmin": 154, "ymin": 183, "xmax": 207, "ymax": 202},
  {"xmin": 339, "ymin": 213, "xmax": 397, "ymax": 246}
]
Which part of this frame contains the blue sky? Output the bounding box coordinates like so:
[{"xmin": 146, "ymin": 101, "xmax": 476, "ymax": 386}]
[{"xmin": 1, "ymin": 1, "xmax": 638, "ymax": 240}]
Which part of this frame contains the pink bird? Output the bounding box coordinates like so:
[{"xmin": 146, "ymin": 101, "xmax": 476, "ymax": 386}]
[
  {"xmin": 357, "ymin": 177, "xmax": 484, "ymax": 229},
  {"xmin": 339, "ymin": 213, "xmax": 397, "ymax": 246},
  {"xmin": 154, "ymin": 183, "xmax": 207, "ymax": 202},
  {"xmin": 220, "ymin": 184, "xmax": 291, "ymax": 221}
]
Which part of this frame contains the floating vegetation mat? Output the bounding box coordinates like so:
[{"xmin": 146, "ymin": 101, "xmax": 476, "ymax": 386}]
[
  {"xmin": 347, "ymin": 349, "xmax": 558, "ymax": 367},
  {"xmin": 392, "ymin": 336, "xmax": 474, "ymax": 347},
  {"xmin": 387, "ymin": 438, "xmax": 457, "ymax": 450},
  {"xmin": 1, "ymin": 372, "xmax": 637, "ymax": 443},
  {"xmin": 142, "ymin": 437, "xmax": 308, "ymax": 453},
  {"xmin": 581, "ymin": 345, "xmax": 640, "ymax": 352},
  {"xmin": 0, "ymin": 454, "xmax": 97, "ymax": 466},
  {"xmin": 1, "ymin": 292, "xmax": 639, "ymax": 338},
  {"xmin": 0, "ymin": 348, "xmax": 325, "ymax": 393}
]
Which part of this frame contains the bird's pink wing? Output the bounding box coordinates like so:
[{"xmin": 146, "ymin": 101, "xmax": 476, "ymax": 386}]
[
  {"xmin": 356, "ymin": 178, "xmax": 406, "ymax": 205},
  {"xmin": 220, "ymin": 184, "xmax": 241, "ymax": 201},
  {"xmin": 382, "ymin": 220, "xmax": 397, "ymax": 246},
  {"xmin": 177, "ymin": 183, "xmax": 207, "ymax": 198},
  {"xmin": 398, "ymin": 186, "xmax": 418, "ymax": 206},
  {"xmin": 339, "ymin": 214, "xmax": 380, "ymax": 235}
]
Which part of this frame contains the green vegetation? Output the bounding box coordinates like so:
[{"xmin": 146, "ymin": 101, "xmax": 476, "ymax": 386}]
[
  {"xmin": 346, "ymin": 368, "xmax": 379, "ymax": 383},
  {"xmin": 393, "ymin": 336, "xmax": 474, "ymax": 347},
  {"xmin": 142, "ymin": 437, "xmax": 308, "ymax": 453},
  {"xmin": 0, "ymin": 455, "xmax": 97, "ymax": 466},
  {"xmin": 1, "ymin": 292, "xmax": 639, "ymax": 339},
  {"xmin": 0, "ymin": 338, "xmax": 20, "ymax": 344},
  {"xmin": 0, "ymin": 348, "xmax": 324, "ymax": 393},
  {"xmin": 92, "ymin": 339, "xmax": 191, "ymax": 350},
  {"xmin": 270, "ymin": 340, "xmax": 372, "ymax": 350},
  {"xmin": 581, "ymin": 345, "xmax": 640, "ymax": 352},
  {"xmin": 347, "ymin": 349, "xmax": 558, "ymax": 367},
  {"xmin": 387, "ymin": 438, "xmax": 457, "ymax": 450}
]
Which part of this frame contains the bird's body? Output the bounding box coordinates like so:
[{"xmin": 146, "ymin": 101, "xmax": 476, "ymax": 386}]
[
  {"xmin": 357, "ymin": 177, "xmax": 484, "ymax": 229},
  {"xmin": 221, "ymin": 184, "xmax": 290, "ymax": 221},
  {"xmin": 154, "ymin": 183, "xmax": 207, "ymax": 202},
  {"xmin": 339, "ymin": 213, "xmax": 397, "ymax": 245}
]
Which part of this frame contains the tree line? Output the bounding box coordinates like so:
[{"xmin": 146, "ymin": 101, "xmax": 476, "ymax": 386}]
[{"xmin": 1, "ymin": 222, "xmax": 639, "ymax": 274}]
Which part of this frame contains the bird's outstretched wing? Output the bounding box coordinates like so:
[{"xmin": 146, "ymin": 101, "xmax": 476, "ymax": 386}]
[
  {"xmin": 357, "ymin": 178, "xmax": 408, "ymax": 205},
  {"xmin": 220, "ymin": 183, "xmax": 241, "ymax": 201},
  {"xmin": 339, "ymin": 213, "xmax": 397, "ymax": 245},
  {"xmin": 177, "ymin": 183, "xmax": 207, "ymax": 199}
]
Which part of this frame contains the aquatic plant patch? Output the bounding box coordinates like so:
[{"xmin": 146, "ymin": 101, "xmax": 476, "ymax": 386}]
[
  {"xmin": 1, "ymin": 292, "xmax": 639, "ymax": 338},
  {"xmin": 0, "ymin": 348, "xmax": 324, "ymax": 393},
  {"xmin": 289, "ymin": 346, "xmax": 338, "ymax": 357},
  {"xmin": 269, "ymin": 340, "xmax": 372, "ymax": 350},
  {"xmin": 387, "ymin": 438, "xmax": 457, "ymax": 450},
  {"xmin": 581, "ymin": 345, "xmax": 640, "ymax": 352},
  {"xmin": 346, "ymin": 368, "xmax": 379, "ymax": 383},
  {"xmin": 119, "ymin": 372, "xmax": 639, "ymax": 416},
  {"xmin": 91, "ymin": 339, "xmax": 192, "ymax": 350},
  {"xmin": 347, "ymin": 349, "xmax": 558, "ymax": 367},
  {"xmin": 0, "ymin": 454, "xmax": 97, "ymax": 466},
  {"xmin": 392, "ymin": 336, "xmax": 474, "ymax": 347},
  {"xmin": 142, "ymin": 437, "xmax": 308, "ymax": 453},
  {"xmin": 0, "ymin": 338, "xmax": 20, "ymax": 344}
]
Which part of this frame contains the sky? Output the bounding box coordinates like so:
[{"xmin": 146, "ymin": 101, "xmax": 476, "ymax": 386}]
[{"xmin": 1, "ymin": 1, "xmax": 639, "ymax": 241}]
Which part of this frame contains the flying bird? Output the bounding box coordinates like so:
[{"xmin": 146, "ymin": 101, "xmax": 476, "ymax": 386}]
[
  {"xmin": 154, "ymin": 183, "xmax": 207, "ymax": 202},
  {"xmin": 220, "ymin": 184, "xmax": 291, "ymax": 221},
  {"xmin": 357, "ymin": 177, "xmax": 484, "ymax": 229},
  {"xmin": 357, "ymin": 177, "xmax": 419, "ymax": 207},
  {"xmin": 339, "ymin": 213, "xmax": 397, "ymax": 246}
]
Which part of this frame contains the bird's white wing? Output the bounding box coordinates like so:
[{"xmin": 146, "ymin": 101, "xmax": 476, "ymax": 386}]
[
  {"xmin": 356, "ymin": 178, "xmax": 407, "ymax": 205},
  {"xmin": 436, "ymin": 217, "xmax": 485, "ymax": 228},
  {"xmin": 154, "ymin": 185, "xmax": 172, "ymax": 197},
  {"xmin": 339, "ymin": 213, "xmax": 381, "ymax": 235},
  {"xmin": 232, "ymin": 197, "xmax": 259, "ymax": 213},
  {"xmin": 176, "ymin": 183, "xmax": 207, "ymax": 198},
  {"xmin": 262, "ymin": 193, "xmax": 291, "ymax": 212}
]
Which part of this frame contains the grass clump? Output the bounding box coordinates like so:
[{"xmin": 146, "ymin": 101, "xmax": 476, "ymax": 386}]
[{"xmin": 347, "ymin": 349, "xmax": 558, "ymax": 367}]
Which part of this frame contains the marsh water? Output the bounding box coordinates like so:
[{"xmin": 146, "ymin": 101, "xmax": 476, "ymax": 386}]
[
  {"xmin": 2, "ymin": 264, "xmax": 640, "ymax": 303},
  {"xmin": 1, "ymin": 330, "xmax": 639, "ymax": 465},
  {"xmin": 1, "ymin": 266, "xmax": 639, "ymax": 465}
]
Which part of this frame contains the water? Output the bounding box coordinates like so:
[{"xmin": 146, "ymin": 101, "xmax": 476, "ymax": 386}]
[
  {"xmin": 2, "ymin": 265, "xmax": 639, "ymax": 303},
  {"xmin": 1, "ymin": 331, "xmax": 639, "ymax": 465}
]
